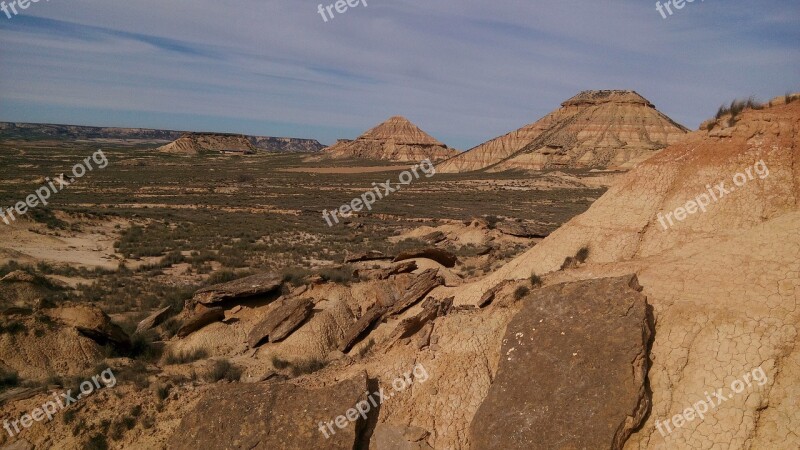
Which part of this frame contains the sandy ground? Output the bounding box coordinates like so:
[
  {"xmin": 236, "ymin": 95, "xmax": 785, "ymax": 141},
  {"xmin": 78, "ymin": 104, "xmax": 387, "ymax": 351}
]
[{"xmin": 0, "ymin": 216, "xmax": 123, "ymax": 269}]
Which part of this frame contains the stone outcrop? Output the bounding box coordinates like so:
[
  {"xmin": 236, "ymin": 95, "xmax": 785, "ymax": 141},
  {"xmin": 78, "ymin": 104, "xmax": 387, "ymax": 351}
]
[
  {"xmin": 157, "ymin": 133, "xmax": 257, "ymax": 155},
  {"xmin": 168, "ymin": 373, "xmax": 368, "ymax": 450},
  {"xmin": 134, "ymin": 305, "xmax": 172, "ymax": 334},
  {"xmin": 176, "ymin": 306, "xmax": 225, "ymax": 338},
  {"xmin": 43, "ymin": 304, "xmax": 131, "ymax": 350},
  {"xmin": 470, "ymin": 275, "xmax": 652, "ymax": 449},
  {"xmin": 438, "ymin": 90, "xmax": 688, "ymax": 173},
  {"xmin": 385, "ymin": 269, "xmax": 444, "ymax": 316},
  {"xmin": 247, "ymin": 298, "xmax": 314, "ymax": 347},
  {"xmin": 453, "ymin": 97, "xmax": 800, "ymax": 448},
  {"xmin": 394, "ymin": 248, "xmax": 457, "ymax": 268},
  {"xmin": 323, "ymin": 116, "xmax": 459, "ymax": 162},
  {"xmin": 495, "ymin": 220, "xmax": 551, "ymax": 238},
  {"xmin": 193, "ymin": 272, "xmax": 283, "ymax": 306}
]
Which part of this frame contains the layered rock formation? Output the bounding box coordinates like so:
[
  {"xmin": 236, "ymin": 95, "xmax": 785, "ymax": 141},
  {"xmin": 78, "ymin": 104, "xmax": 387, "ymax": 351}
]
[
  {"xmin": 157, "ymin": 133, "xmax": 257, "ymax": 155},
  {"xmin": 451, "ymin": 95, "xmax": 800, "ymax": 448},
  {"xmin": 323, "ymin": 116, "xmax": 459, "ymax": 162},
  {"xmin": 438, "ymin": 90, "xmax": 688, "ymax": 173}
]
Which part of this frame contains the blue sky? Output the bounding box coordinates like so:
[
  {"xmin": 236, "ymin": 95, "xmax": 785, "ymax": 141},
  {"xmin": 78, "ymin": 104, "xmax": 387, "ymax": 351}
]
[{"xmin": 0, "ymin": 0, "xmax": 797, "ymax": 150}]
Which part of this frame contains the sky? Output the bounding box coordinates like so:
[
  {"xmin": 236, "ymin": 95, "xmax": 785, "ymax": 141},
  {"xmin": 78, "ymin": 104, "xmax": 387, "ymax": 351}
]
[{"xmin": 0, "ymin": 0, "xmax": 797, "ymax": 150}]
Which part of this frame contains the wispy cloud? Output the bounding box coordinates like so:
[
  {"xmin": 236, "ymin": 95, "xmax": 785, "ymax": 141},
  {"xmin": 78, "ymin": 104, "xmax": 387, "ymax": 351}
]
[{"xmin": 0, "ymin": 0, "xmax": 797, "ymax": 149}]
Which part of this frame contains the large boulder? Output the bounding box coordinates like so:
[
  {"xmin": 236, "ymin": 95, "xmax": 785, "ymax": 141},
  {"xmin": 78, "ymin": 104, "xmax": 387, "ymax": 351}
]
[
  {"xmin": 193, "ymin": 272, "xmax": 283, "ymax": 306},
  {"xmin": 470, "ymin": 275, "xmax": 652, "ymax": 449},
  {"xmin": 168, "ymin": 373, "xmax": 368, "ymax": 449}
]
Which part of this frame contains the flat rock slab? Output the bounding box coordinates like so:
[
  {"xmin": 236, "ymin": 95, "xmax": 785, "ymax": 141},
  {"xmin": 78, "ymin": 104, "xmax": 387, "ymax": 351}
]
[
  {"xmin": 496, "ymin": 221, "xmax": 551, "ymax": 238},
  {"xmin": 394, "ymin": 248, "xmax": 457, "ymax": 268},
  {"xmin": 386, "ymin": 269, "xmax": 443, "ymax": 316},
  {"xmin": 177, "ymin": 306, "xmax": 225, "ymax": 338},
  {"xmin": 193, "ymin": 272, "xmax": 283, "ymax": 305},
  {"xmin": 168, "ymin": 373, "xmax": 367, "ymax": 450},
  {"xmin": 344, "ymin": 250, "xmax": 391, "ymax": 263},
  {"xmin": 339, "ymin": 304, "xmax": 387, "ymax": 353},
  {"xmin": 247, "ymin": 297, "xmax": 314, "ymax": 347},
  {"xmin": 135, "ymin": 305, "xmax": 172, "ymax": 334},
  {"xmin": 470, "ymin": 275, "xmax": 652, "ymax": 450}
]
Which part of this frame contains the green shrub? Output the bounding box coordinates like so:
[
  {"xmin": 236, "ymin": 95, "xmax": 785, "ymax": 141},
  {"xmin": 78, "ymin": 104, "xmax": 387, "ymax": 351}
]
[
  {"xmin": 271, "ymin": 356, "xmax": 291, "ymax": 370},
  {"xmin": 290, "ymin": 358, "xmax": 326, "ymax": 377},
  {"xmin": 0, "ymin": 367, "xmax": 20, "ymax": 389},
  {"xmin": 205, "ymin": 359, "xmax": 241, "ymax": 382},
  {"xmin": 575, "ymin": 246, "xmax": 590, "ymax": 263},
  {"xmin": 84, "ymin": 434, "xmax": 108, "ymax": 450},
  {"xmin": 163, "ymin": 348, "xmax": 208, "ymax": 365},
  {"xmin": 513, "ymin": 286, "xmax": 530, "ymax": 300}
]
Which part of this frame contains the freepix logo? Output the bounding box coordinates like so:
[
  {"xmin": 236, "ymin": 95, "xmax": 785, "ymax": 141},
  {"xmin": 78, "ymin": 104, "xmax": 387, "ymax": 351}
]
[
  {"xmin": 655, "ymin": 0, "xmax": 705, "ymax": 19},
  {"xmin": 1, "ymin": 0, "xmax": 51, "ymax": 20}
]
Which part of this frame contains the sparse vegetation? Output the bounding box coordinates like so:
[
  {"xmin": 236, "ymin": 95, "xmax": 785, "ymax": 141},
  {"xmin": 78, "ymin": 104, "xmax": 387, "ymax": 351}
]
[
  {"xmin": 163, "ymin": 348, "xmax": 209, "ymax": 365},
  {"xmin": 205, "ymin": 359, "xmax": 242, "ymax": 382},
  {"xmin": 290, "ymin": 358, "xmax": 327, "ymax": 377},
  {"xmin": 715, "ymin": 97, "xmax": 763, "ymax": 122},
  {"xmin": 271, "ymin": 355, "xmax": 292, "ymax": 370},
  {"xmin": 514, "ymin": 286, "xmax": 530, "ymax": 300},
  {"xmin": 575, "ymin": 246, "xmax": 590, "ymax": 263},
  {"xmin": 84, "ymin": 434, "xmax": 109, "ymax": 450},
  {"xmin": 529, "ymin": 272, "xmax": 542, "ymax": 288},
  {"xmin": 0, "ymin": 367, "xmax": 20, "ymax": 389}
]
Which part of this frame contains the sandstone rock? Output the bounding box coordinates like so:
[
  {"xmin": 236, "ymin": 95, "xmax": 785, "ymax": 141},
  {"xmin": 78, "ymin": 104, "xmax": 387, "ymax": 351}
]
[
  {"xmin": 168, "ymin": 373, "xmax": 368, "ymax": 450},
  {"xmin": 470, "ymin": 275, "xmax": 652, "ymax": 449},
  {"xmin": 495, "ymin": 220, "xmax": 551, "ymax": 238},
  {"xmin": 388, "ymin": 297, "xmax": 453, "ymax": 344},
  {"xmin": 43, "ymin": 304, "xmax": 131, "ymax": 350},
  {"xmin": 157, "ymin": 132, "xmax": 256, "ymax": 155},
  {"xmin": 394, "ymin": 248, "xmax": 457, "ymax": 268},
  {"xmin": 323, "ymin": 116, "xmax": 459, "ymax": 162},
  {"xmin": 370, "ymin": 423, "xmax": 433, "ymax": 450},
  {"xmin": 134, "ymin": 305, "xmax": 172, "ymax": 334},
  {"xmin": 438, "ymin": 90, "xmax": 688, "ymax": 173},
  {"xmin": 356, "ymin": 261, "xmax": 418, "ymax": 280},
  {"xmin": 386, "ymin": 269, "xmax": 444, "ymax": 316},
  {"xmin": 338, "ymin": 304, "xmax": 387, "ymax": 353},
  {"xmin": 176, "ymin": 306, "xmax": 225, "ymax": 338},
  {"xmin": 193, "ymin": 272, "xmax": 283, "ymax": 305},
  {"xmin": 420, "ymin": 231, "xmax": 446, "ymax": 244},
  {"xmin": 344, "ymin": 250, "xmax": 390, "ymax": 263},
  {"xmin": 247, "ymin": 298, "xmax": 314, "ymax": 347}
]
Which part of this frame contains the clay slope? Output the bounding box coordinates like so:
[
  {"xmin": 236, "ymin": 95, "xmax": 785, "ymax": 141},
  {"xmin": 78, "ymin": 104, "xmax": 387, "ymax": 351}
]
[
  {"xmin": 324, "ymin": 116, "xmax": 459, "ymax": 162},
  {"xmin": 157, "ymin": 133, "xmax": 257, "ymax": 155},
  {"xmin": 438, "ymin": 90, "xmax": 688, "ymax": 173},
  {"xmin": 450, "ymin": 96, "xmax": 800, "ymax": 448}
]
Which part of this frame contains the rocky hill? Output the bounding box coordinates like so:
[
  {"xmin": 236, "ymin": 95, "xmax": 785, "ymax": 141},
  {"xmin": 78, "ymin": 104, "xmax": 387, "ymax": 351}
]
[
  {"xmin": 323, "ymin": 116, "xmax": 459, "ymax": 162},
  {"xmin": 446, "ymin": 94, "xmax": 800, "ymax": 448},
  {"xmin": 157, "ymin": 133, "xmax": 258, "ymax": 155},
  {"xmin": 438, "ymin": 90, "xmax": 689, "ymax": 173}
]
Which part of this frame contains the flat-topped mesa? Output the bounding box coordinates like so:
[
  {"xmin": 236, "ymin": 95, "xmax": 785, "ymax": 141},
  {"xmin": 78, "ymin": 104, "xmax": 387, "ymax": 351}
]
[
  {"xmin": 560, "ymin": 90, "xmax": 654, "ymax": 107},
  {"xmin": 437, "ymin": 90, "xmax": 688, "ymax": 173},
  {"xmin": 158, "ymin": 132, "xmax": 257, "ymax": 155},
  {"xmin": 324, "ymin": 116, "xmax": 459, "ymax": 162}
]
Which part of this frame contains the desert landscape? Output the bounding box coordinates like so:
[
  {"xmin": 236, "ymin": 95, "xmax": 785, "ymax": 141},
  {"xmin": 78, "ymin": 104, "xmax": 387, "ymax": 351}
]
[{"xmin": 1, "ymin": 2, "xmax": 798, "ymax": 449}]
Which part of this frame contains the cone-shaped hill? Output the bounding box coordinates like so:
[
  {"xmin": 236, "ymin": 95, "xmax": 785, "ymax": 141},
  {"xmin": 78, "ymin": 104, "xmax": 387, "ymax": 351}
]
[
  {"xmin": 323, "ymin": 116, "xmax": 459, "ymax": 162},
  {"xmin": 438, "ymin": 90, "xmax": 689, "ymax": 173}
]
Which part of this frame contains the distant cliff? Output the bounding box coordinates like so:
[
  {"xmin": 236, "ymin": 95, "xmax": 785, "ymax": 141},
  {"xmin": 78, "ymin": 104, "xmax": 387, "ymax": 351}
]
[{"xmin": 0, "ymin": 122, "xmax": 323, "ymax": 153}]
